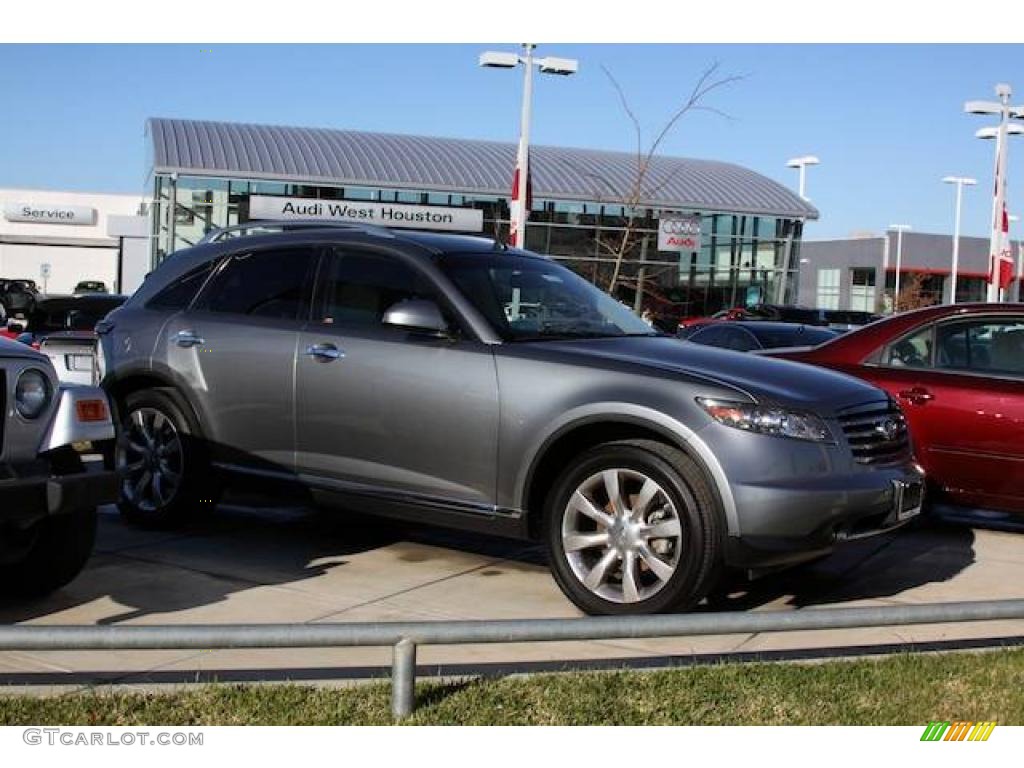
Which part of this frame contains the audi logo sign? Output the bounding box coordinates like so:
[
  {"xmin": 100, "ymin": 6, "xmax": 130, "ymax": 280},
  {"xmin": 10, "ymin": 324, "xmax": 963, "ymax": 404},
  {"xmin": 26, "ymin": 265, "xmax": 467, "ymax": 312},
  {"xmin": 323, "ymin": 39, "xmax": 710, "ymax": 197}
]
[{"xmin": 657, "ymin": 214, "xmax": 701, "ymax": 252}]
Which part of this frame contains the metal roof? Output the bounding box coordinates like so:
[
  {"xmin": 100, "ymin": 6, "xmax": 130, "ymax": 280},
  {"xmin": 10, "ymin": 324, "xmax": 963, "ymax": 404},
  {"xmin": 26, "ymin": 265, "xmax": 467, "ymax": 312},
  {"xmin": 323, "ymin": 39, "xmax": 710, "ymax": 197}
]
[{"xmin": 147, "ymin": 117, "xmax": 818, "ymax": 220}]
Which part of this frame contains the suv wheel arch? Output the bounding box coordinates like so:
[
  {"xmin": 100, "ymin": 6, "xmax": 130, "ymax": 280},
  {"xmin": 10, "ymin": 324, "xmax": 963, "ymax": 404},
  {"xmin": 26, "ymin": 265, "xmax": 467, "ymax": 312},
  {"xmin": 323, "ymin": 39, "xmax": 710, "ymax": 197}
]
[{"xmin": 522, "ymin": 418, "xmax": 734, "ymax": 541}]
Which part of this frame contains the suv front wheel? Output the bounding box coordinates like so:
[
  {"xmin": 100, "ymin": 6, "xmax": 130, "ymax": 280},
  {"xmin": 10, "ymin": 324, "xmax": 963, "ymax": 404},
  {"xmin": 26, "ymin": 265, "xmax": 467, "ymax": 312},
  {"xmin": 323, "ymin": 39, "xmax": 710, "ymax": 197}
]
[
  {"xmin": 544, "ymin": 439, "xmax": 723, "ymax": 615},
  {"xmin": 115, "ymin": 388, "xmax": 215, "ymax": 527}
]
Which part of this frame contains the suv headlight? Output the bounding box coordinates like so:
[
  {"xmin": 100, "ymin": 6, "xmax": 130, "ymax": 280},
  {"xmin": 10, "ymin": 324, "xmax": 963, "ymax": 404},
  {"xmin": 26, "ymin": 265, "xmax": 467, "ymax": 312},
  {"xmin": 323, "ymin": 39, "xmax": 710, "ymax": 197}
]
[
  {"xmin": 15, "ymin": 369, "xmax": 52, "ymax": 419},
  {"xmin": 697, "ymin": 397, "xmax": 834, "ymax": 443}
]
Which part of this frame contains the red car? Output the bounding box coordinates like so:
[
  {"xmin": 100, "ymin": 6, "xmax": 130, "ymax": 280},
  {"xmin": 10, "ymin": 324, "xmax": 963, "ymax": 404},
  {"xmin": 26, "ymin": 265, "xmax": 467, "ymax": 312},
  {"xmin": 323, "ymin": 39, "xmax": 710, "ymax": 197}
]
[{"xmin": 773, "ymin": 303, "xmax": 1024, "ymax": 518}]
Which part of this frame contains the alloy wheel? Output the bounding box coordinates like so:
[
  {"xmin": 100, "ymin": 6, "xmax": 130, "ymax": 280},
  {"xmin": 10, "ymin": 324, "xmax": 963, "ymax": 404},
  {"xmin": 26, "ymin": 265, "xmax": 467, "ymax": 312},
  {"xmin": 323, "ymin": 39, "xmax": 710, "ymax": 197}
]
[
  {"xmin": 117, "ymin": 407, "xmax": 184, "ymax": 513},
  {"xmin": 561, "ymin": 468, "xmax": 684, "ymax": 603}
]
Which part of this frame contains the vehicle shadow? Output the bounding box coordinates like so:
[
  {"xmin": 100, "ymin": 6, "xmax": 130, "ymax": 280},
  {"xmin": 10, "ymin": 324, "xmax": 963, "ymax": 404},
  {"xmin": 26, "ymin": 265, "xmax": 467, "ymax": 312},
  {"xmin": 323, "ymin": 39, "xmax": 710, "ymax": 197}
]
[
  {"xmin": 0, "ymin": 499, "xmax": 405, "ymax": 626},
  {"xmin": 701, "ymin": 517, "xmax": 978, "ymax": 611}
]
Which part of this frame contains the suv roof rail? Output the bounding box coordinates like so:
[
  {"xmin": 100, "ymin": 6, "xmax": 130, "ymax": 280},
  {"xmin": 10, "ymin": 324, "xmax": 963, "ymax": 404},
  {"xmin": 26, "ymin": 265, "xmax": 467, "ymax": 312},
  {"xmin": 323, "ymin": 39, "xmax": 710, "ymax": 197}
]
[{"xmin": 197, "ymin": 220, "xmax": 396, "ymax": 245}]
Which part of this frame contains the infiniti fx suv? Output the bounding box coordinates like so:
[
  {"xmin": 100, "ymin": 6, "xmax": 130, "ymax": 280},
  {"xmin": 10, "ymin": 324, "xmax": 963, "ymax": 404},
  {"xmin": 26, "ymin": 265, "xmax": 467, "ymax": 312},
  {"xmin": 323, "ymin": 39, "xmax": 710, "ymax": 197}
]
[{"xmin": 98, "ymin": 223, "xmax": 924, "ymax": 615}]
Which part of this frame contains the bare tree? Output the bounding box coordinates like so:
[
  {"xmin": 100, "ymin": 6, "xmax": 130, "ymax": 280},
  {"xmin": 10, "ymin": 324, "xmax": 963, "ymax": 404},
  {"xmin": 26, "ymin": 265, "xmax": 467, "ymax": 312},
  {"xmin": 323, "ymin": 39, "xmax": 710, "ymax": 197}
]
[{"xmin": 575, "ymin": 63, "xmax": 742, "ymax": 303}]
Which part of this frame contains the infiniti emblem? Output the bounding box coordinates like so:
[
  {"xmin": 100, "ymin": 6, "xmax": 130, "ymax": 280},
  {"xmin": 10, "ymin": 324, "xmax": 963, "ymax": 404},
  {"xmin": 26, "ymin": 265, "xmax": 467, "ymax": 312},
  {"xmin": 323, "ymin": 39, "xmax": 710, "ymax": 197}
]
[{"xmin": 876, "ymin": 418, "xmax": 900, "ymax": 441}]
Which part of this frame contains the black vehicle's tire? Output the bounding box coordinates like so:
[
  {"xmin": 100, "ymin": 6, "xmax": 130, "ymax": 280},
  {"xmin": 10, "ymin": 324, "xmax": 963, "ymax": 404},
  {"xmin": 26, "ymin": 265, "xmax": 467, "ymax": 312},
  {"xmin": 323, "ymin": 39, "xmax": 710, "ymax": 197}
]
[
  {"xmin": 115, "ymin": 388, "xmax": 217, "ymax": 528},
  {"xmin": 544, "ymin": 439, "xmax": 724, "ymax": 616},
  {"xmin": 0, "ymin": 507, "xmax": 97, "ymax": 598}
]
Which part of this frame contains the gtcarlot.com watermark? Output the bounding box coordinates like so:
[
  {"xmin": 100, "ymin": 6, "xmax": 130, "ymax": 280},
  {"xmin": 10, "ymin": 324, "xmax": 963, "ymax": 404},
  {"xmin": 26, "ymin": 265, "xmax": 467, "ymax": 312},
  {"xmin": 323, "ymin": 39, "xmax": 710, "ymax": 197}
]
[{"xmin": 22, "ymin": 728, "xmax": 203, "ymax": 747}]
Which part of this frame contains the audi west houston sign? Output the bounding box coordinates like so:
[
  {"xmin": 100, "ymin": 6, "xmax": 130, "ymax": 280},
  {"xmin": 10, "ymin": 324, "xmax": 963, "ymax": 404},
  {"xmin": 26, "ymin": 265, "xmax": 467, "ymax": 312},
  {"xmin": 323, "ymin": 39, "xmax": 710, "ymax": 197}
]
[{"xmin": 658, "ymin": 213, "xmax": 701, "ymax": 252}]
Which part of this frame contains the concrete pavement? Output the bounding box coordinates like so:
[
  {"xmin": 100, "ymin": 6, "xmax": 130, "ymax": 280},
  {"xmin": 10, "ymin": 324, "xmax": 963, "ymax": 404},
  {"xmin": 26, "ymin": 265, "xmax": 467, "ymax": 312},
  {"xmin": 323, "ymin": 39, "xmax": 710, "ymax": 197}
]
[{"xmin": 0, "ymin": 501, "xmax": 1022, "ymax": 691}]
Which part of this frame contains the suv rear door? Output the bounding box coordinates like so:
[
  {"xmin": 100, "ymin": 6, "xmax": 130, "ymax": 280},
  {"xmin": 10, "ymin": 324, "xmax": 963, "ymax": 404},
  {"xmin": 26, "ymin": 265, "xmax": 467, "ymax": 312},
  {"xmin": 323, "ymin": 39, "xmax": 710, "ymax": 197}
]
[
  {"xmin": 294, "ymin": 245, "xmax": 499, "ymax": 511},
  {"xmin": 160, "ymin": 245, "xmax": 318, "ymax": 471}
]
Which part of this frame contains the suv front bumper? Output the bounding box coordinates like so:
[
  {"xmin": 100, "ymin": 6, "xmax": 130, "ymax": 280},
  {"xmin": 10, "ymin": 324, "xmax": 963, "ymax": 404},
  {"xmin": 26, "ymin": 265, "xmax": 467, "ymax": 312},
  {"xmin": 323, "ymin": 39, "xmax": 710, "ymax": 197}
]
[
  {"xmin": 724, "ymin": 462, "xmax": 925, "ymax": 570},
  {"xmin": 0, "ymin": 459, "xmax": 118, "ymax": 526}
]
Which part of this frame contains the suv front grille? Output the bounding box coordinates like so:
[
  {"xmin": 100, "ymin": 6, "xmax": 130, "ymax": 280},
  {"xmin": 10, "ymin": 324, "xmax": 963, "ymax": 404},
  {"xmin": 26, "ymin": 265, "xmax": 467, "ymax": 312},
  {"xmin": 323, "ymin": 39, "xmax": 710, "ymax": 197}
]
[{"xmin": 838, "ymin": 402, "xmax": 910, "ymax": 465}]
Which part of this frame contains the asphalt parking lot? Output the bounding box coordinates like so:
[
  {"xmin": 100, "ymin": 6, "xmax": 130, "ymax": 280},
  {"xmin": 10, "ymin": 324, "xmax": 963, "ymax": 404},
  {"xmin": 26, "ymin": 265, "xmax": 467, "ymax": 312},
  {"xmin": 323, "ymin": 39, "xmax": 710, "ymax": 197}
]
[{"xmin": 1, "ymin": 500, "xmax": 1023, "ymax": 692}]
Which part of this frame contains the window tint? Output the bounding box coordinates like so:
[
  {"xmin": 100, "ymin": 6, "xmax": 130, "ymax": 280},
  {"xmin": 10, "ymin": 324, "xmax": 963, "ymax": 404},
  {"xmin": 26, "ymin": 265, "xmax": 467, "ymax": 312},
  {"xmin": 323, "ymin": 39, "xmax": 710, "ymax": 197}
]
[
  {"xmin": 147, "ymin": 261, "xmax": 215, "ymax": 311},
  {"xmin": 883, "ymin": 325, "xmax": 933, "ymax": 368},
  {"xmin": 195, "ymin": 248, "xmax": 316, "ymax": 320},
  {"xmin": 935, "ymin": 320, "xmax": 1024, "ymax": 375},
  {"xmin": 316, "ymin": 250, "xmax": 439, "ymax": 328}
]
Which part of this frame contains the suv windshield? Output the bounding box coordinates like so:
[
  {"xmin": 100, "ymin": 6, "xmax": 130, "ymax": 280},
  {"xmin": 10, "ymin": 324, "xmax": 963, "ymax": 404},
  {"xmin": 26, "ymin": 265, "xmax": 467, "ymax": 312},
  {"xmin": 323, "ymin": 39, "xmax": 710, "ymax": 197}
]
[{"xmin": 438, "ymin": 252, "xmax": 657, "ymax": 341}]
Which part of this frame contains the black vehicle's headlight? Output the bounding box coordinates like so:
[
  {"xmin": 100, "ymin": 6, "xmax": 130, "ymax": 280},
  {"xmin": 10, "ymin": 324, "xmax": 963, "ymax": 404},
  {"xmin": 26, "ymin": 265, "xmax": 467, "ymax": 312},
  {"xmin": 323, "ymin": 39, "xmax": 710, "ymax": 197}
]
[
  {"xmin": 697, "ymin": 397, "xmax": 833, "ymax": 443},
  {"xmin": 15, "ymin": 369, "xmax": 52, "ymax": 419}
]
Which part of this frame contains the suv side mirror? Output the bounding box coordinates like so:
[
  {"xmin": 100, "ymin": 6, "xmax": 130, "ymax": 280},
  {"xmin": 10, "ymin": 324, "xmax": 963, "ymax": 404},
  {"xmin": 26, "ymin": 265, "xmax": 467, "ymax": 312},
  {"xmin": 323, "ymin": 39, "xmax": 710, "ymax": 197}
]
[{"xmin": 382, "ymin": 299, "xmax": 449, "ymax": 335}]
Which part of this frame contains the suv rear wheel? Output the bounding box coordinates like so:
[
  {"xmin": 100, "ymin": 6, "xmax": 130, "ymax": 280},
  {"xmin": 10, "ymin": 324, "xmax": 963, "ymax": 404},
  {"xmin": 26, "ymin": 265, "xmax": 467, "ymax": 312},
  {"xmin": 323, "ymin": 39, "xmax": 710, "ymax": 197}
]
[
  {"xmin": 116, "ymin": 388, "xmax": 215, "ymax": 527},
  {"xmin": 544, "ymin": 439, "xmax": 723, "ymax": 615}
]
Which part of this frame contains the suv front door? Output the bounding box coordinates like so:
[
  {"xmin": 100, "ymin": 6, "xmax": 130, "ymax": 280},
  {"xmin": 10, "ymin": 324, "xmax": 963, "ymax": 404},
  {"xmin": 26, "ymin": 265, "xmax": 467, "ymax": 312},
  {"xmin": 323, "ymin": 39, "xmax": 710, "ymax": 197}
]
[
  {"xmin": 161, "ymin": 245, "xmax": 318, "ymax": 471},
  {"xmin": 294, "ymin": 246, "xmax": 499, "ymax": 512}
]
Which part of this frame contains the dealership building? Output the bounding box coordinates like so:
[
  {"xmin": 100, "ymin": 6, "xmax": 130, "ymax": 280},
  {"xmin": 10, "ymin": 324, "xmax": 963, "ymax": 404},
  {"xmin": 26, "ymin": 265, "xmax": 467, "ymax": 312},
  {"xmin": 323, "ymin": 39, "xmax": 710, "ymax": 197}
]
[
  {"xmin": 146, "ymin": 117, "xmax": 818, "ymax": 317},
  {"xmin": 0, "ymin": 188, "xmax": 151, "ymax": 295},
  {"xmin": 798, "ymin": 231, "xmax": 1024, "ymax": 312}
]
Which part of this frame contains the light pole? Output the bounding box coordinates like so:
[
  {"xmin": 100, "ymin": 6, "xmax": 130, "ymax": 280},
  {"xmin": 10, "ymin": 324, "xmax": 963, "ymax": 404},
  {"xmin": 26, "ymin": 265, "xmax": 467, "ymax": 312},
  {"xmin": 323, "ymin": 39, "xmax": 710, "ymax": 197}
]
[
  {"xmin": 480, "ymin": 45, "xmax": 578, "ymax": 247},
  {"xmin": 965, "ymin": 84, "xmax": 1024, "ymax": 302},
  {"xmin": 942, "ymin": 176, "xmax": 976, "ymax": 304},
  {"xmin": 786, "ymin": 155, "xmax": 820, "ymax": 200},
  {"xmin": 889, "ymin": 224, "xmax": 912, "ymax": 312}
]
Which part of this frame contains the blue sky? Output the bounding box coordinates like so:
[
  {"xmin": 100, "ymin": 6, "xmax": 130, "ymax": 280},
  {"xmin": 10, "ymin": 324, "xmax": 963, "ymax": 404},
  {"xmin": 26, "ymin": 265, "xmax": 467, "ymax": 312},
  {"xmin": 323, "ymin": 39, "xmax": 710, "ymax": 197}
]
[{"xmin": 1, "ymin": 43, "xmax": 1023, "ymax": 240}]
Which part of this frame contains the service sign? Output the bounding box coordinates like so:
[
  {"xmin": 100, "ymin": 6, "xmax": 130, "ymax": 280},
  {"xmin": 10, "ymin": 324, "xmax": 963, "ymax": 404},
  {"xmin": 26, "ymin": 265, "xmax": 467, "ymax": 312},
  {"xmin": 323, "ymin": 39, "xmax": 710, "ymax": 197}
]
[
  {"xmin": 249, "ymin": 195, "xmax": 484, "ymax": 232},
  {"xmin": 657, "ymin": 213, "xmax": 701, "ymax": 252},
  {"xmin": 3, "ymin": 203, "xmax": 96, "ymax": 226}
]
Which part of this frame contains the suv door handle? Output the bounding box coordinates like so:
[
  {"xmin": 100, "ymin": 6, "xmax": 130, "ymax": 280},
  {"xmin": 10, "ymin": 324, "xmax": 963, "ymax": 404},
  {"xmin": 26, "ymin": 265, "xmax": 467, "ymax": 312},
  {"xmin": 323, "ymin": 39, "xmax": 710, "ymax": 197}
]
[
  {"xmin": 305, "ymin": 343, "xmax": 344, "ymax": 362},
  {"xmin": 173, "ymin": 330, "xmax": 205, "ymax": 348},
  {"xmin": 898, "ymin": 386, "xmax": 934, "ymax": 405}
]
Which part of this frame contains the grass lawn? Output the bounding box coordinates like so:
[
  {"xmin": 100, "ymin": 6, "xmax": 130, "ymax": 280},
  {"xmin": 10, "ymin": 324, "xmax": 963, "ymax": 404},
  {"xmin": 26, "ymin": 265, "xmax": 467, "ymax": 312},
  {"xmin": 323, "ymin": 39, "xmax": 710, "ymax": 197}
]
[{"xmin": 1, "ymin": 648, "xmax": 1023, "ymax": 725}]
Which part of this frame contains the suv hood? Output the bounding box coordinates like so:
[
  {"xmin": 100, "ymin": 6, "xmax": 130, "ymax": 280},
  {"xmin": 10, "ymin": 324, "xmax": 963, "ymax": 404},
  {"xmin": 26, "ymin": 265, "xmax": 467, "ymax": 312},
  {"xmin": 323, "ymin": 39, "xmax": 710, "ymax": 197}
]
[{"xmin": 534, "ymin": 336, "xmax": 886, "ymax": 414}]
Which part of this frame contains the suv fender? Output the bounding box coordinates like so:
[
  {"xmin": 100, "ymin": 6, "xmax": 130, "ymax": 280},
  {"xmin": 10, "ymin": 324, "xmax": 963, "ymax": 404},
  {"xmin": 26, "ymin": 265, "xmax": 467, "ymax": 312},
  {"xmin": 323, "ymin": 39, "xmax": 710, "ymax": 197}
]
[{"xmin": 515, "ymin": 402, "xmax": 739, "ymax": 537}]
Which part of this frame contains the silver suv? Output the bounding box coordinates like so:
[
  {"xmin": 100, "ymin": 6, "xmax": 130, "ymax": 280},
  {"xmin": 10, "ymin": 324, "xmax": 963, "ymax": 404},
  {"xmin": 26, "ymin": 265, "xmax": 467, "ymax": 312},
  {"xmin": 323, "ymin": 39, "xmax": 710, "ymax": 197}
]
[{"xmin": 99, "ymin": 224, "xmax": 924, "ymax": 615}]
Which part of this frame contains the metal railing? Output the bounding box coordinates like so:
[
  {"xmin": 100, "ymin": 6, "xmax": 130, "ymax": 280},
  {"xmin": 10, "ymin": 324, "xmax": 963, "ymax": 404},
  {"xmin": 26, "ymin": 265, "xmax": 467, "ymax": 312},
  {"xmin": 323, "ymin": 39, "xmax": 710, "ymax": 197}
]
[{"xmin": 3, "ymin": 598, "xmax": 1024, "ymax": 718}]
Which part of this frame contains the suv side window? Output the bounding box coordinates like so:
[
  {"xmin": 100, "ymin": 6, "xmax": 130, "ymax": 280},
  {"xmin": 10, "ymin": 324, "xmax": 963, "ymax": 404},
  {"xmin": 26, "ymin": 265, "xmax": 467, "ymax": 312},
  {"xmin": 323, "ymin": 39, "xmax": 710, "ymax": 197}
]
[
  {"xmin": 315, "ymin": 249, "xmax": 443, "ymax": 328},
  {"xmin": 194, "ymin": 248, "xmax": 317, "ymax": 320},
  {"xmin": 146, "ymin": 261, "xmax": 216, "ymax": 311}
]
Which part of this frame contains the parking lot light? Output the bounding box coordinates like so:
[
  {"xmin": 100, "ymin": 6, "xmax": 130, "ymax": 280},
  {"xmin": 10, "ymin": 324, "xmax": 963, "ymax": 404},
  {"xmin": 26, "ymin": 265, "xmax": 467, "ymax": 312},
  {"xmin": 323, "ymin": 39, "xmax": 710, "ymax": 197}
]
[
  {"xmin": 786, "ymin": 155, "xmax": 820, "ymax": 201},
  {"xmin": 942, "ymin": 176, "xmax": 977, "ymax": 304},
  {"xmin": 964, "ymin": 83, "xmax": 1024, "ymax": 302},
  {"xmin": 888, "ymin": 224, "xmax": 912, "ymax": 312},
  {"xmin": 479, "ymin": 45, "xmax": 579, "ymax": 247}
]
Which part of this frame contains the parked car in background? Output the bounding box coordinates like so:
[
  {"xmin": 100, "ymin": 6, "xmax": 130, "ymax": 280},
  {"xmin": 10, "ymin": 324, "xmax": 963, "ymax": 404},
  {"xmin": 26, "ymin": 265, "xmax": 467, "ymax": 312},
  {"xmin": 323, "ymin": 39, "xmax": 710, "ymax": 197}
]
[
  {"xmin": 678, "ymin": 305, "xmax": 880, "ymax": 334},
  {"xmin": 16, "ymin": 294, "xmax": 126, "ymax": 384},
  {"xmin": 0, "ymin": 278, "xmax": 40, "ymax": 319},
  {"xmin": 0, "ymin": 336, "xmax": 117, "ymax": 596},
  {"xmin": 679, "ymin": 321, "xmax": 840, "ymax": 352},
  {"xmin": 100, "ymin": 222, "xmax": 924, "ymax": 615},
  {"xmin": 74, "ymin": 280, "xmax": 109, "ymax": 294},
  {"xmin": 770, "ymin": 303, "xmax": 1024, "ymax": 519}
]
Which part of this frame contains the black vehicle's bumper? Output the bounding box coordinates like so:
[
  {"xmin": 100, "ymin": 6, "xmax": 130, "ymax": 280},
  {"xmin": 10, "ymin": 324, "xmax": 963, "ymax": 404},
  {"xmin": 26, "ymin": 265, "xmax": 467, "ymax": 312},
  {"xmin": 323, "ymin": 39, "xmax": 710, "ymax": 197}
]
[{"xmin": 0, "ymin": 461, "xmax": 118, "ymax": 526}]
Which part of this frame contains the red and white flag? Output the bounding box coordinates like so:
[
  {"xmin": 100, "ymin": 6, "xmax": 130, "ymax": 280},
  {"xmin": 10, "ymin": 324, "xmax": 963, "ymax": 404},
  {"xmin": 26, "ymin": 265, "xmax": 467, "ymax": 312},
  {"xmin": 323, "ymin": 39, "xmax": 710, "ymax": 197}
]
[
  {"xmin": 990, "ymin": 202, "xmax": 1015, "ymax": 291},
  {"xmin": 988, "ymin": 141, "xmax": 1015, "ymax": 297},
  {"xmin": 508, "ymin": 138, "xmax": 532, "ymax": 247}
]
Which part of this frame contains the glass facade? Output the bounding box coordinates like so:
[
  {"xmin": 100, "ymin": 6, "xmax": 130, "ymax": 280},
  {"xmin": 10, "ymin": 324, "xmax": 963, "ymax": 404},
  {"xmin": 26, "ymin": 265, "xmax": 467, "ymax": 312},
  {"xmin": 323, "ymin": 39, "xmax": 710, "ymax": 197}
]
[{"xmin": 151, "ymin": 174, "xmax": 807, "ymax": 321}]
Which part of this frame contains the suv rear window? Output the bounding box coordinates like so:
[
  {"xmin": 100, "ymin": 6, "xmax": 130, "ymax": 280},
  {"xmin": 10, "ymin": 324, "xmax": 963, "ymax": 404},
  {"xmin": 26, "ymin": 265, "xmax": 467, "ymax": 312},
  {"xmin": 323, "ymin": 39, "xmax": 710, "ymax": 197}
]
[
  {"xmin": 147, "ymin": 261, "xmax": 216, "ymax": 311},
  {"xmin": 194, "ymin": 248, "xmax": 317, "ymax": 320}
]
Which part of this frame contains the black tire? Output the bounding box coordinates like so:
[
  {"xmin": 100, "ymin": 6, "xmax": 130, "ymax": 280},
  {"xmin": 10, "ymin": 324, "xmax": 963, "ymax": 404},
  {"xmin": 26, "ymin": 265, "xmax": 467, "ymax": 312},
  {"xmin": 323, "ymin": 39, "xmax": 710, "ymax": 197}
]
[
  {"xmin": 0, "ymin": 507, "xmax": 97, "ymax": 598},
  {"xmin": 115, "ymin": 388, "xmax": 217, "ymax": 528},
  {"xmin": 544, "ymin": 439, "xmax": 724, "ymax": 615}
]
